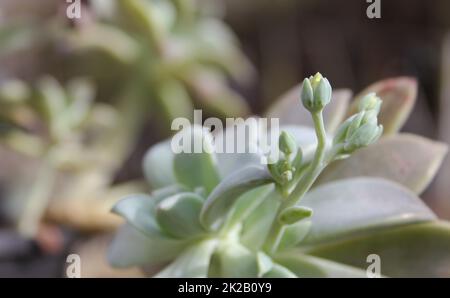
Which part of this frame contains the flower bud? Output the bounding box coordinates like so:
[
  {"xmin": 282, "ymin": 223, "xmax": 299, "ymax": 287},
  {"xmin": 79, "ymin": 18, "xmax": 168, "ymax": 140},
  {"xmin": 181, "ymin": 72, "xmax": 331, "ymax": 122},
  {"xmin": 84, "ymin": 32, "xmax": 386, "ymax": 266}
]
[
  {"xmin": 344, "ymin": 123, "xmax": 383, "ymax": 153},
  {"xmin": 359, "ymin": 93, "xmax": 382, "ymax": 113},
  {"xmin": 278, "ymin": 206, "xmax": 313, "ymax": 225},
  {"xmin": 300, "ymin": 72, "xmax": 332, "ymax": 112},
  {"xmin": 279, "ymin": 131, "xmax": 297, "ymax": 156},
  {"xmin": 333, "ymin": 95, "xmax": 383, "ymax": 154}
]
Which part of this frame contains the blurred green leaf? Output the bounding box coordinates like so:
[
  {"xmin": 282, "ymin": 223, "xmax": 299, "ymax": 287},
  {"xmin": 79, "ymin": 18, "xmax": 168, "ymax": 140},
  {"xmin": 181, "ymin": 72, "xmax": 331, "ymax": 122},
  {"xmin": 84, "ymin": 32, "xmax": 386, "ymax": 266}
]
[
  {"xmin": 274, "ymin": 252, "xmax": 368, "ymax": 278},
  {"xmin": 306, "ymin": 221, "xmax": 450, "ymax": 277},
  {"xmin": 155, "ymin": 192, "xmax": 205, "ymax": 239},
  {"xmin": 262, "ymin": 263, "xmax": 297, "ymax": 278},
  {"xmin": 107, "ymin": 223, "xmax": 186, "ymax": 268},
  {"xmin": 112, "ymin": 193, "xmax": 161, "ymax": 237},
  {"xmin": 143, "ymin": 140, "xmax": 176, "ymax": 189},
  {"xmin": 68, "ymin": 23, "xmax": 139, "ymax": 64},
  {"xmin": 155, "ymin": 79, "xmax": 193, "ymax": 124},
  {"xmin": 182, "ymin": 67, "xmax": 250, "ymax": 117},
  {"xmin": 155, "ymin": 239, "xmax": 218, "ymax": 278}
]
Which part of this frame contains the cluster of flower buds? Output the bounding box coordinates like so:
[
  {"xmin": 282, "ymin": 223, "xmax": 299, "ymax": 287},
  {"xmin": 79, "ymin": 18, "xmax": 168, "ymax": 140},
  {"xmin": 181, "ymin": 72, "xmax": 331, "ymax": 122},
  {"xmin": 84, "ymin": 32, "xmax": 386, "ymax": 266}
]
[
  {"xmin": 268, "ymin": 131, "xmax": 302, "ymax": 189},
  {"xmin": 333, "ymin": 93, "xmax": 383, "ymax": 155},
  {"xmin": 301, "ymin": 72, "xmax": 332, "ymax": 113}
]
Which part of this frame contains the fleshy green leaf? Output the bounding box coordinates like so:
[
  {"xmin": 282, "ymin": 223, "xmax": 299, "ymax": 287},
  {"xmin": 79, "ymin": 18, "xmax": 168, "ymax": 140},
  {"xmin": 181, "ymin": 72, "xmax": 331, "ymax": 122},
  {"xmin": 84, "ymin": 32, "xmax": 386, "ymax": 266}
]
[
  {"xmin": 200, "ymin": 165, "xmax": 273, "ymax": 230},
  {"xmin": 155, "ymin": 192, "xmax": 205, "ymax": 239},
  {"xmin": 306, "ymin": 221, "xmax": 450, "ymax": 277},
  {"xmin": 155, "ymin": 239, "xmax": 218, "ymax": 278},
  {"xmin": 278, "ymin": 221, "xmax": 311, "ymax": 251},
  {"xmin": 182, "ymin": 68, "xmax": 250, "ymax": 117},
  {"xmin": 155, "ymin": 79, "xmax": 193, "ymax": 125},
  {"xmin": 262, "ymin": 263, "xmax": 297, "ymax": 278},
  {"xmin": 317, "ymin": 134, "xmax": 448, "ymax": 194},
  {"xmin": 193, "ymin": 19, "xmax": 255, "ymax": 83},
  {"xmin": 112, "ymin": 194, "xmax": 161, "ymax": 237},
  {"xmin": 301, "ymin": 177, "xmax": 436, "ymax": 245},
  {"xmin": 274, "ymin": 252, "xmax": 368, "ymax": 278},
  {"xmin": 213, "ymin": 117, "xmax": 263, "ymax": 178},
  {"xmin": 348, "ymin": 77, "xmax": 417, "ymax": 135},
  {"xmin": 173, "ymin": 126, "xmax": 221, "ymax": 194},
  {"xmin": 225, "ymin": 184, "xmax": 275, "ymax": 229},
  {"xmin": 208, "ymin": 241, "xmax": 258, "ymax": 278},
  {"xmin": 67, "ymin": 23, "xmax": 139, "ymax": 64},
  {"xmin": 240, "ymin": 191, "xmax": 281, "ymax": 250},
  {"xmin": 108, "ymin": 224, "xmax": 186, "ymax": 268},
  {"xmin": 143, "ymin": 140, "xmax": 176, "ymax": 189},
  {"xmin": 266, "ymin": 84, "xmax": 352, "ymax": 134}
]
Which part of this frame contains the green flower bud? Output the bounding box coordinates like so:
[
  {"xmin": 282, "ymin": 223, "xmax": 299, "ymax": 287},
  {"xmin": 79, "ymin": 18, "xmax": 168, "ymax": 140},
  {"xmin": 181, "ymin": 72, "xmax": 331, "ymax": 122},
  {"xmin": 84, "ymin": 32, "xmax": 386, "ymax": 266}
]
[
  {"xmin": 359, "ymin": 93, "xmax": 382, "ymax": 113},
  {"xmin": 281, "ymin": 170, "xmax": 293, "ymax": 184},
  {"xmin": 300, "ymin": 72, "xmax": 332, "ymax": 112},
  {"xmin": 344, "ymin": 123, "xmax": 383, "ymax": 153},
  {"xmin": 301, "ymin": 78, "xmax": 314, "ymax": 111},
  {"xmin": 278, "ymin": 206, "xmax": 313, "ymax": 225},
  {"xmin": 279, "ymin": 131, "xmax": 297, "ymax": 156},
  {"xmin": 333, "ymin": 95, "xmax": 383, "ymax": 154}
]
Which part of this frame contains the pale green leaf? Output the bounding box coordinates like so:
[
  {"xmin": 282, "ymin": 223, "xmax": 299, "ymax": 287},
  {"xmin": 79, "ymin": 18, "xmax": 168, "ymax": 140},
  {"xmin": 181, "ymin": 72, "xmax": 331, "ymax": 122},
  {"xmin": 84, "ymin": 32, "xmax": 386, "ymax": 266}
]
[
  {"xmin": 112, "ymin": 193, "xmax": 161, "ymax": 237},
  {"xmin": 208, "ymin": 241, "xmax": 258, "ymax": 278},
  {"xmin": 317, "ymin": 134, "xmax": 448, "ymax": 194},
  {"xmin": 200, "ymin": 165, "xmax": 273, "ymax": 230},
  {"xmin": 306, "ymin": 221, "xmax": 450, "ymax": 277},
  {"xmin": 156, "ymin": 192, "xmax": 205, "ymax": 239},
  {"xmin": 173, "ymin": 127, "xmax": 221, "ymax": 194},
  {"xmin": 240, "ymin": 191, "xmax": 281, "ymax": 250},
  {"xmin": 262, "ymin": 263, "xmax": 297, "ymax": 278},
  {"xmin": 301, "ymin": 177, "xmax": 436, "ymax": 245},
  {"xmin": 155, "ymin": 239, "xmax": 218, "ymax": 278},
  {"xmin": 108, "ymin": 224, "xmax": 186, "ymax": 268},
  {"xmin": 143, "ymin": 140, "xmax": 176, "ymax": 189},
  {"xmin": 278, "ymin": 221, "xmax": 311, "ymax": 251},
  {"xmin": 275, "ymin": 252, "xmax": 368, "ymax": 278}
]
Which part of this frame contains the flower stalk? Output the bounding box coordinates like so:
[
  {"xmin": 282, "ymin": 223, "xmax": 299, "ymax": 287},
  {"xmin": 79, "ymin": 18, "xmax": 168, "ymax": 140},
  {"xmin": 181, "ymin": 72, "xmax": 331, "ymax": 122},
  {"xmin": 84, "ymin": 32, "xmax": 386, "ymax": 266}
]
[{"xmin": 264, "ymin": 73, "xmax": 383, "ymax": 253}]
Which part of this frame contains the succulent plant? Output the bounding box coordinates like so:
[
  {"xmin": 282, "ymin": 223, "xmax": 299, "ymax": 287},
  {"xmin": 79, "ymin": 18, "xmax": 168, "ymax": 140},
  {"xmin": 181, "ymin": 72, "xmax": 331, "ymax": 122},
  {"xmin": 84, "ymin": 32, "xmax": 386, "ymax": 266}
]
[
  {"xmin": 0, "ymin": 76, "xmax": 133, "ymax": 235},
  {"xmin": 64, "ymin": 0, "xmax": 253, "ymax": 128},
  {"xmin": 0, "ymin": 0, "xmax": 255, "ymax": 236},
  {"xmin": 108, "ymin": 73, "xmax": 449, "ymax": 277}
]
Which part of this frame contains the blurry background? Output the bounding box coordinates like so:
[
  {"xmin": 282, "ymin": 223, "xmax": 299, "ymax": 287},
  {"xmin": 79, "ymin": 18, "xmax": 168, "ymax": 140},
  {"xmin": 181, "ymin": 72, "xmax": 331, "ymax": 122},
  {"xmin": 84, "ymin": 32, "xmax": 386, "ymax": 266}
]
[{"xmin": 0, "ymin": 0, "xmax": 449, "ymax": 277}]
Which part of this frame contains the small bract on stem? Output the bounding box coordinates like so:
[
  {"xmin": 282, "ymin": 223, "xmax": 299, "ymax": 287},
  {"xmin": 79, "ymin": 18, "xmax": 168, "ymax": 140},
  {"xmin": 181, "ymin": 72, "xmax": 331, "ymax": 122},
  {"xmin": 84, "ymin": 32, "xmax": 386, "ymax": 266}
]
[{"xmin": 264, "ymin": 73, "xmax": 383, "ymax": 254}]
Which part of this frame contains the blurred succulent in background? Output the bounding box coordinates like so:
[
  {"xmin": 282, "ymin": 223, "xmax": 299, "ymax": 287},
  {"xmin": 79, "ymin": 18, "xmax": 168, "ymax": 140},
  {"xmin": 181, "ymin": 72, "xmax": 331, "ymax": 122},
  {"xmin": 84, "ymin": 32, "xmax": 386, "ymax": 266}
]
[
  {"xmin": 64, "ymin": 0, "xmax": 253, "ymax": 130},
  {"xmin": 0, "ymin": 0, "xmax": 254, "ymax": 236},
  {"xmin": 0, "ymin": 76, "xmax": 147, "ymax": 236},
  {"xmin": 109, "ymin": 73, "xmax": 449, "ymax": 277}
]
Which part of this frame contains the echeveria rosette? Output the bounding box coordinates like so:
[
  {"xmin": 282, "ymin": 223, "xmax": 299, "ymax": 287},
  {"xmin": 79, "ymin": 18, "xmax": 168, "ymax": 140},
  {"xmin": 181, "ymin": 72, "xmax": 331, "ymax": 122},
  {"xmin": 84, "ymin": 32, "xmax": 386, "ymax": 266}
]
[
  {"xmin": 63, "ymin": 0, "xmax": 253, "ymax": 127},
  {"xmin": 0, "ymin": 76, "xmax": 126, "ymax": 236},
  {"xmin": 108, "ymin": 73, "xmax": 450, "ymax": 277}
]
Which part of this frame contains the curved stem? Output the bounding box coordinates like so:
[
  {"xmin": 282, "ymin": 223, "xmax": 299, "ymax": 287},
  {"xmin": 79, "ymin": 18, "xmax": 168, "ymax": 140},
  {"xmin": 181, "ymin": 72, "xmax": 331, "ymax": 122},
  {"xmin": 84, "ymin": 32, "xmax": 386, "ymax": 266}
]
[{"xmin": 264, "ymin": 111, "xmax": 327, "ymax": 253}]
